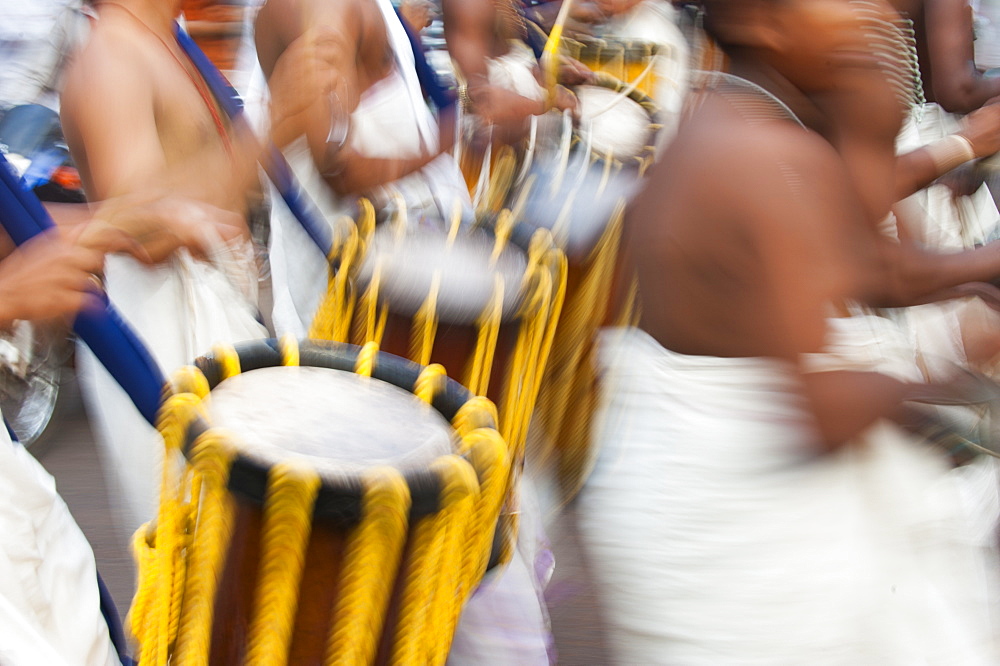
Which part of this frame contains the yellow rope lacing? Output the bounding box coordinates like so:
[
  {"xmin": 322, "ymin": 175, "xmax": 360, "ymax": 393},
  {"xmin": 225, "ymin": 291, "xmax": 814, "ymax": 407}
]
[
  {"xmin": 173, "ymin": 430, "xmax": 236, "ymax": 666},
  {"xmin": 279, "ymin": 334, "xmax": 300, "ymax": 367},
  {"xmin": 410, "ymin": 272, "xmax": 442, "ymax": 367},
  {"xmin": 354, "ymin": 341, "xmax": 379, "ymax": 378},
  {"xmin": 245, "ymin": 462, "xmax": 321, "ymax": 665},
  {"xmin": 324, "ymin": 467, "xmax": 411, "ymax": 665},
  {"xmin": 213, "ymin": 343, "xmax": 241, "ymax": 380},
  {"xmin": 414, "ymin": 363, "xmax": 448, "ymax": 404},
  {"xmin": 533, "ymin": 201, "xmax": 625, "ymax": 499}
]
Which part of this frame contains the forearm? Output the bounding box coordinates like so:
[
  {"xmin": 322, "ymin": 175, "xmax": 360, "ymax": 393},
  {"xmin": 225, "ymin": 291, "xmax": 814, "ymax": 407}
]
[
  {"xmin": 800, "ymin": 370, "xmax": 916, "ymax": 451},
  {"xmin": 896, "ymin": 134, "xmax": 980, "ymax": 200},
  {"xmin": 933, "ymin": 68, "xmax": 1000, "ymax": 114},
  {"xmin": 874, "ymin": 237, "xmax": 1000, "ymax": 306},
  {"xmin": 321, "ymin": 149, "xmax": 437, "ymax": 197}
]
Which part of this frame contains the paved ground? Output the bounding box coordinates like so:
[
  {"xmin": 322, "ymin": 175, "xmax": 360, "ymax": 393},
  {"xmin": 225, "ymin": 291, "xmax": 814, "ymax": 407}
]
[{"xmin": 34, "ymin": 371, "xmax": 612, "ymax": 663}]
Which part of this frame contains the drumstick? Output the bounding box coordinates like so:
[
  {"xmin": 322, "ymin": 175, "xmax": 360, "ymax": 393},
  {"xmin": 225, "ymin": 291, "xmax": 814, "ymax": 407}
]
[{"xmin": 541, "ymin": 0, "xmax": 576, "ymax": 103}]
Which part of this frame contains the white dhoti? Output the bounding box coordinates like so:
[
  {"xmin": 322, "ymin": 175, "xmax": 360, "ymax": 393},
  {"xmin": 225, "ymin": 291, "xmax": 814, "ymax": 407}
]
[
  {"xmin": 0, "ymin": 423, "xmax": 119, "ymax": 665},
  {"xmin": 578, "ymin": 326, "xmax": 998, "ymax": 664},
  {"xmin": 78, "ymin": 244, "xmax": 266, "ymax": 534}
]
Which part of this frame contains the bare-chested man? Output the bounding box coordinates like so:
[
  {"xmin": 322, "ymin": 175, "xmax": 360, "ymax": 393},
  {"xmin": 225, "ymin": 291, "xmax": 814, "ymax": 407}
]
[
  {"xmin": 253, "ymin": 0, "xmax": 476, "ymax": 339},
  {"xmin": 578, "ymin": 0, "xmax": 999, "ymax": 662},
  {"xmin": 59, "ymin": 0, "xmax": 338, "ymax": 531}
]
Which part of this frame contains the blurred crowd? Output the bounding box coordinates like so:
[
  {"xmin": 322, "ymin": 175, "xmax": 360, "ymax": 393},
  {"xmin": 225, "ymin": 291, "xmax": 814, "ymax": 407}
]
[{"xmin": 5, "ymin": 0, "xmax": 1000, "ymax": 663}]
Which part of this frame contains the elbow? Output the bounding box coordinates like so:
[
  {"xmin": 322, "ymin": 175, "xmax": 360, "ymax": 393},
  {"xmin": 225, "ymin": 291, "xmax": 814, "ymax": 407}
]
[
  {"xmin": 933, "ymin": 80, "xmax": 987, "ymax": 115},
  {"xmin": 321, "ymin": 171, "xmax": 356, "ymax": 198}
]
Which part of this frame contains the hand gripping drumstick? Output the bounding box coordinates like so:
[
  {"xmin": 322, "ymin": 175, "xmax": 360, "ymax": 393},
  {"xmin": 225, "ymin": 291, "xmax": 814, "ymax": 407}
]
[
  {"xmin": 541, "ymin": 0, "xmax": 576, "ymax": 104},
  {"xmin": 0, "ymin": 156, "xmax": 166, "ymax": 425}
]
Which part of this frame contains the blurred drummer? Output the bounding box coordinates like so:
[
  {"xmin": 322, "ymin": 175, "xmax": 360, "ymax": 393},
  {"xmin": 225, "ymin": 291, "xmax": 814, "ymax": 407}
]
[
  {"xmin": 0, "ymin": 172, "xmax": 255, "ymax": 664},
  {"xmin": 253, "ymin": 0, "xmax": 472, "ymax": 335},
  {"xmin": 442, "ymin": 0, "xmax": 583, "ymax": 146},
  {"xmin": 0, "ymin": 226, "xmax": 122, "ymax": 665},
  {"xmin": 577, "ymin": 0, "xmax": 999, "ymax": 662},
  {"xmin": 59, "ymin": 0, "xmax": 340, "ymax": 532}
]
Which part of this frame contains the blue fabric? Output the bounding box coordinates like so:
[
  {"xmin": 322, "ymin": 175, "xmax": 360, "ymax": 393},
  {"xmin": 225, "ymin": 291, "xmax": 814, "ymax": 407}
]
[
  {"xmin": 0, "ymin": 155, "xmax": 165, "ymax": 425},
  {"xmin": 173, "ymin": 23, "xmax": 335, "ymax": 258},
  {"xmin": 394, "ymin": 8, "xmax": 456, "ymax": 111},
  {"xmin": 96, "ymin": 572, "xmax": 133, "ymax": 665}
]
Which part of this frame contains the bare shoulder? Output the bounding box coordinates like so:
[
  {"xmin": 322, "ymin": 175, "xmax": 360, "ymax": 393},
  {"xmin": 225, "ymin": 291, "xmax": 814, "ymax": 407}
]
[
  {"xmin": 655, "ymin": 92, "xmax": 852, "ymax": 218},
  {"xmin": 62, "ymin": 14, "xmax": 154, "ymax": 109}
]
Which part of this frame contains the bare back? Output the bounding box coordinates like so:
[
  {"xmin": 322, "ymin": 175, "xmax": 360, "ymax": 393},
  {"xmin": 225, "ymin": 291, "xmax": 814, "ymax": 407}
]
[{"xmin": 629, "ymin": 88, "xmax": 871, "ymax": 361}]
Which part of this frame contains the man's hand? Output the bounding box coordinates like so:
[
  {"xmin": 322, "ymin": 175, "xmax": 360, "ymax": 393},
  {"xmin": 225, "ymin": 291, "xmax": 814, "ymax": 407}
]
[
  {"xmin": 959, "ymin": 103, "xmax": 1000, "ymax": 158},
  {"xmin": 86, "ymin": 194, "xmax": 247, "ymax": 264},
  {"xmin": 0, "ymin": 230, "xmax": 104, "ymax": 326}
]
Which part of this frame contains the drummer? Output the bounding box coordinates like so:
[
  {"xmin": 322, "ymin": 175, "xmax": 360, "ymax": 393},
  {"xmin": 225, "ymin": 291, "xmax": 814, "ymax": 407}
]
[
  {"xmin": 0, "ymin": 169, "xmax": 252, "ymax": 663},
  {"xmin": 254, "ymin": 0, "xmax": 474, "ymax": 340},
  {"xmin": 59, "ymin": 0, "xmax": 341, "ymax": 532},
  {"xmin": 578, "ymin": 0, "xmax": 1000, "ymax": 661},
  {"xmin": 0, "ymin": 227, "xmax": 122, "ymax": 665},
  {"xmin": 442, "ymin": 0, "xmax": 584, "ymax": 145}
]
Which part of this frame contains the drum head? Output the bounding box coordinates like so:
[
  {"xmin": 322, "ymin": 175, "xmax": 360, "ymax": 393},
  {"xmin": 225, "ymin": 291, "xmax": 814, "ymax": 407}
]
[
  {"xmin": 357, "ymin": 226, "xmax": 527, "ymax": 324},
  {"xmin": 576, "ymin": 84, "xmax": 655, "ymax": 161},
  {"xmin": 205, "ymin": 366, "xmax": 456, "ymax": 479}
]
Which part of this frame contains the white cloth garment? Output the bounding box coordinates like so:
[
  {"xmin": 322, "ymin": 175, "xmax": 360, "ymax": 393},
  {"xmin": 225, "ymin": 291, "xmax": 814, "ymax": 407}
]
[
  {"xmin": 896, "ymin": 104, "xmax": 1000, "ymax": 249},
  {"xmin": 0, "ymin": 422, "xmax": 119, "ymax": 665},
  {"xmin": 257, "ymin": 0, "xmax": 470, "ymax": 338},
  {"xmin": 78, "ymin": 242, "xmax": 266, "ymax": 534},
  {"xmin": 578, "ymin": 326, "xmax": 998, "ymax": 664}
]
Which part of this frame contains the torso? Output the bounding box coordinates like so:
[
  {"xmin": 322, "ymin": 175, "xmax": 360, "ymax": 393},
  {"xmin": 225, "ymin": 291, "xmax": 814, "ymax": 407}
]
[{"xmin": 629, "ymin": 87, "xmax": 867, "ymax": 360}]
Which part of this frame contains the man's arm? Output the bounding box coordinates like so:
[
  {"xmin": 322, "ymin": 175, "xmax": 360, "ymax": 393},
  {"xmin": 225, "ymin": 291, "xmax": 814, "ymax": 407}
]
[{"xmin": 925, "ymin": 0, "xmax": 1000, "ymax": 112}]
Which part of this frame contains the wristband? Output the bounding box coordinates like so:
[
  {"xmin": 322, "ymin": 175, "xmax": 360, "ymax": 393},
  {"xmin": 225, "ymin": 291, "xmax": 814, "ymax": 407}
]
[{"xmin": 925, "ymin": 134, "xmax": 976, "ymax": 174}]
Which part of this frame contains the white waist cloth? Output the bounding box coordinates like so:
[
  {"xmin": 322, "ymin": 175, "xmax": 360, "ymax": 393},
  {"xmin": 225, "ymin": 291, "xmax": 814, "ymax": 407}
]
[
  {"xmin": 78, "ymin": 244, "xmax": 266, "ymax": 533},
  {"xmin": 0, "ymin": 425, "xmax": 119, "ymax": 665},
  {"xmin": 578, "ymin": 326, "xmax": 998, "ymax": 664},
  {"xmin": 896, "ymin": 104, "xmax": 1000, "ymax": 249}
]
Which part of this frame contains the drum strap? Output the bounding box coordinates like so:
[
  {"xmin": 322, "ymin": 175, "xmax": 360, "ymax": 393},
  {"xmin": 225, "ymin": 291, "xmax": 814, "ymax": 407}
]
[
  {"xmin": 97, "ymin": 572, "xmax": 135, "ymax": 666},
  {"xmin": 0, "ymin": 155, "xmax": 166, "ymax": 424},
  {"xmin": 392, "ymin": 7, "xmax": 456, "ymax": 113},
  {"xmin": 173, "ymin": 23, "xmax": 336, "ymax": 260}
]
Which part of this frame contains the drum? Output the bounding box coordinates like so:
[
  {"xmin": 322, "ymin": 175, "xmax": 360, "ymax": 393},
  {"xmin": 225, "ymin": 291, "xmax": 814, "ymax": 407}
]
[
  {"xmin": 568, "ymin": 37, "xmax": 661, "ymax": 99},
  {"xmin": 340, "ymin": 216, "xmax": 566, "ymax": 462},
  {"xmin": 129, "ymin": 338, "xmax": 512, "ymax": 665},
  {"xmin": 500, "ymin": 88, "xmax": 654, "ymax": 502}
]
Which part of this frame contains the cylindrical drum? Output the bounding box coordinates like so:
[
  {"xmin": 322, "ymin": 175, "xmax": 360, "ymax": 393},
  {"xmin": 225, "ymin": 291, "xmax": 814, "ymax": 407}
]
[
  {"xmin": 129, "ymin": 338, "xmax": 512, "ymax": 665},
  {"xmin": 344, "ymin": 220, "xmax": 566, "ymax": 460}
]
